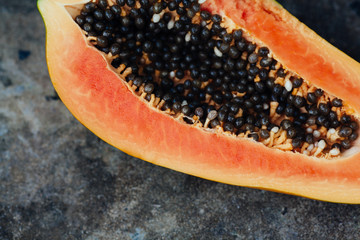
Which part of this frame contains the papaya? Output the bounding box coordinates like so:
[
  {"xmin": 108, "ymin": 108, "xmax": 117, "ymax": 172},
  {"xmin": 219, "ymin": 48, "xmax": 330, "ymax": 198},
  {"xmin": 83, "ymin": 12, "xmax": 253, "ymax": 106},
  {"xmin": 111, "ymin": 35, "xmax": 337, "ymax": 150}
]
[{"xmin": 38, "ymin": 0, "xmax": 360, "ymax": 203}]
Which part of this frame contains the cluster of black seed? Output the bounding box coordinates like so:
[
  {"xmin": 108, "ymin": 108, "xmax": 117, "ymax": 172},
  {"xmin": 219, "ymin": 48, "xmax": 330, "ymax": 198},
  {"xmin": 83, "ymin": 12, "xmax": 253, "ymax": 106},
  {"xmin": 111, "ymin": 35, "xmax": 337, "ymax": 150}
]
[{"xmin": 74, "ymin": 0, "xmax": 358, "ymax": 154}]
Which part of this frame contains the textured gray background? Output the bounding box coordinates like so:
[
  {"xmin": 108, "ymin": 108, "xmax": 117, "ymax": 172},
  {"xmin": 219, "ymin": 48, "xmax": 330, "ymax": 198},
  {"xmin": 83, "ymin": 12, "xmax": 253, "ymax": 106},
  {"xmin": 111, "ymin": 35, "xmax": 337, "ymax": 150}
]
[{"xmin": 1, "ymin": 0, "xmax": 360, "ymax": 239}]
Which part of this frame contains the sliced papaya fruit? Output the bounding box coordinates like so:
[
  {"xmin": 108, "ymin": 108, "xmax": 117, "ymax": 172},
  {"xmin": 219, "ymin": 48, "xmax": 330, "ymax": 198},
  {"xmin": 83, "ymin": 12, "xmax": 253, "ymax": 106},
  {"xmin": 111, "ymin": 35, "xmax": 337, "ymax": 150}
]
[{"xmin": 38, "ymin": 0, "xmax": 360, "ymax": 203}]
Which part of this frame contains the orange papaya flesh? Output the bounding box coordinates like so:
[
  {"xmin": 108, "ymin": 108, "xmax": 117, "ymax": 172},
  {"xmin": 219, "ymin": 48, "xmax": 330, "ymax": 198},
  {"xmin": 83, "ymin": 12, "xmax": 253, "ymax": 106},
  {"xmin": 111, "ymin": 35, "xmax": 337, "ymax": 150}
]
[{"xmin": 38, "ymin": 0, "xmax": 360, "ymax": 203}]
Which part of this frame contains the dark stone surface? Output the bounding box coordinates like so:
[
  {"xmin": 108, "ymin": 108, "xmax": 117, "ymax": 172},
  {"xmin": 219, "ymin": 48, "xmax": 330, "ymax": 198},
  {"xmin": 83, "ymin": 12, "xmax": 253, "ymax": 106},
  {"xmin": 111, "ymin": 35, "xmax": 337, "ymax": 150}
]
[{"xmin": 1, "ymin": 0, "xmax": 360, "ymax": 239}]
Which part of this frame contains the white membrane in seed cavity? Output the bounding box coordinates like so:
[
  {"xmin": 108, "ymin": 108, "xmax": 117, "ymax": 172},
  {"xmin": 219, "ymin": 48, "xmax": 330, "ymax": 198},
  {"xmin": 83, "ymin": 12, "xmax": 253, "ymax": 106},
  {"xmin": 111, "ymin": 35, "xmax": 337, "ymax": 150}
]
[
  {"xmin": 214, "ymin": 47, "xmax": 223, "ymax": 57},
  {"xmin": 284, "ymin": 80, "xmax": 293, "ymax": 92},
  {"xmin": 328, "ymin": 128, "xmax": 336, "ymax": 134},
  {"xmin": 181, "ymin": 100, "xmax": 188, "ymax": 106},
  {"xmin": 303, "ymin": 150, "xmax": 309, "ymax": 155},
  {"xmin": 318, "ymin": 140, "xmax": 326, "ymax": 149},
  {"xmin": 307, "ymin": 144, "xmax": 314, "ymax": 151},
  {"xmin": 313, "ymin": 130, "xmax": 321, "ymax": 138},
  {"xmin": 198, "ymin": 0, "xmax": 207, "ymax": 3},
  {"xmin": 306, "ymin": 127, "xmax": 313, "ymax": 133},
  {"xmin": 271, "ymin": 127, "xmax": 279, "ymax": 133},
  {"xmin": 330, "ymin": 148, "xmax": 340, "ymax": 156},
  {"xmin": 152, "ymin": 14, "xmax": 161, "ymax": 23},
  {"xmin": 167, "ymin": 20, "xmax": 175, "ymax": 29},
  {"xmin": 185, "ymin": 32, "xmax": 191, "ymax": 42}
]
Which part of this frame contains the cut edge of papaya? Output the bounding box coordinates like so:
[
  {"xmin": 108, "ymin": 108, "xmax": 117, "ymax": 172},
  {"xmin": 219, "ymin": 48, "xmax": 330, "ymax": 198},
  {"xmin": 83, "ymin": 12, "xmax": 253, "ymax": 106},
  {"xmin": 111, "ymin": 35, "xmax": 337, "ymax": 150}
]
[{"xmin": 38, "ymin": 0, "xmax": 360, "ymax": 203}]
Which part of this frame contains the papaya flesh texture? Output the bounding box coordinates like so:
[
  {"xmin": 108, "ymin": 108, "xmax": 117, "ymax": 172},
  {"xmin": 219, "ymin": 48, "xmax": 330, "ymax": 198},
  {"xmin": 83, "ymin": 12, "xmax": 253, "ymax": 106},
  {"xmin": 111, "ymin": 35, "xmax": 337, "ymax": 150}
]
[{"xmin": 38, "ymin": 0, "xmax": 360, "ymax": 203}]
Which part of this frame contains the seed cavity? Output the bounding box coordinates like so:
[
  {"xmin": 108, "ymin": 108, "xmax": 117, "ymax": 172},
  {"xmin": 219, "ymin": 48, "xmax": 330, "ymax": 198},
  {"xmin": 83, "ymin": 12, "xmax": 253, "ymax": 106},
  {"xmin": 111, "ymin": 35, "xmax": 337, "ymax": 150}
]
[{"xmin": 72, "ymin": 0, "xmax": 359, "ymax": 159}]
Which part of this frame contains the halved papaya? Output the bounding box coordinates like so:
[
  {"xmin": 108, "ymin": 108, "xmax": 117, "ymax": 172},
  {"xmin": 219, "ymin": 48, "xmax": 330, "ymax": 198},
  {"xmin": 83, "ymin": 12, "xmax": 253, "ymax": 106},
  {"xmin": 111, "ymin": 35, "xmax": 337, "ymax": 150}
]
[{"xmin": 38, "ymin": 0, "xmax": 360, "ymax": 203}]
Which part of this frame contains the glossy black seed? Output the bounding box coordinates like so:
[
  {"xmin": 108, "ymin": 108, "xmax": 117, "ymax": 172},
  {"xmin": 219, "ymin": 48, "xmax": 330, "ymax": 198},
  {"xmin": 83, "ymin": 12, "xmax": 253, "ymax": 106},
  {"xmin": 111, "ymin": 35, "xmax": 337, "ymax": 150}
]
[
  {"xmin": 308, "ymin": 106, "xmax": 319, "ymax": 116},
  {"xmin": 248, "ymin": 53, "xmax": 258, "ymax": 64},
  {"xmin": 332, "ymin": 98, "xmax": 343, "ymax": 107},
  {"xmin": 184, "ymin": 80, "xmax": 192, "ymax": 89},
  {"xmin": 172, "ymin": 102, "xmax": 182, "ymax": 113},
  {"xmin": 126, "ymin": 0, "xmax": 136, "ymax": 7},
  {"xmin": 167, "ymin": 1, "xmax": 178, "ymax": 10},
  {"xmin": 187, "ymin": 9, "xmax": 196, "ymax": 18},
  {"xmin": 271, "ymin": 84, "xmax": 281, "ymax": 96},
  {"xmin": 349, "ymin": 132, "xmax": 359, "ymax": 141},
  {"xmin": 101, "ymin": 29, "xmax": 111, "ymax": 38},
  {"xmin": 277, "ymin": 68, "xmax": 286, "ymax": 77},
  {"xmin": 200, "ymin": 10, "xmax": 211, "ymax": 20},
  {"xmin": 316, "ymin": 115, "xmax": 327, "ymax": 126},
  {"xmin": 93, "ymin": 9, "xmax": 104, "ymax": 20},
  {"xmin": 83, "ymin": 23, "xmax": 92, "ymax": 32},
  {"xmin": 284, "ymin": 106, "xmax": 295, "ymax": 117},
  {"xmin": 259, "ymin": 57, "xmax": 272, "ymax": 67},
  {"xmin": 152, "ymin": 2, "xmax": 163, "ymax": 14},
  {"xmin": 248, "ymin": 66, "xmax": 259, "ymax": 76},
  {"xmin": 110, "ymin": 5, "xmax": 121, "ymax": 15},
  {"xmin": 286, "ymin": 127, "xmax": 296, "ymax": 138},
  {"xmin": 330, "ymin": 120, "xmax": 340, "ymax": 128},
  {"xmin": 305, "ymin": 134, "xmax": 314, "ymax": 144},
  {"xmin": 258, "ymin": 47, "xmax": 269, "ymax": 57},
  {"xmin": 83, "ymin": 2, "xmax": 96, "ymax": 12},
  {"xmin": 258, "ymin": 129, "xmax": 269, "ymax": 139},
  {"xmin": 121, "ymin": 16, "xmax": 131, "ymax": 27},
  {"xmin": 211, "ymin": 14, "xmax": 222, "ymax": 23},
  {"xmin": 193, "ymin": 80, "xmax": 202, "ymax": 88},
  {"xmin": 244, "ymin": 115, "xmax": 254, "ymax": 125},
  {"xmin": 235, "ymin": 40, "xmax": 247, "ymax": 51},
  {"xmin": 109, "ymin": 43, "xmax": 120, "ymax": 55},
  {"xmin": 292, "ymin": 138, "xmax": 302, "ymax": 148},
  {"xmin": 75, "ymin": 15, "xmax": 85, "ymax": 26},
  {"xmin": 233, "ymin": 117, "xmax": 244, "ymax": 129},
  {"xmin": 292, "ymin": 78, "xmax": 302, "ymax": 88},
  {"xmin": 306, "ymin": 92, "xmax": 317, "ymax": 104},
  {"xmin": 350, "ymin": 121, "xmax": 359, "ymax": 131},
  {"xmin": 341, "ymin": 115, "xmax": 351, "ymax": 124},
  {"xmin": 224, "ymin": 122, "xmax": 235, "ymax": 132},
  {"xmin": 193, "ymin": 107, "xmax": 204, "ymax": 118},
  {"xmin": 339, "ymin": 126, "xmax": 353, "ymax": 138},
  {"xmin": 104, "ymin": 9, "xmax": 114, "ymax": 21},
  {"xmin": 213, "ymin": 92, "xmax": 223, "ymax": 104},
  {"xmin": 85, "ymin": 15, "xmax": 94, "ymax": 24},
  {"xmin": 244, "ymin": 124, "xmax": 255, "ymax": 132},
  {"xmin": 315, "ymin": 89, "xmax": 324, "ymax": 97},
  {"xmin": 219, "ymin": 42, "xmax": 230, "ymax": 53},
  {"xmin": 293, "ymin": 96, "xmax": 306, "ymax": 108},
  {"xmin": 249, "ymin": 133, "xmax": 259, "ymax": 141},
  {"xmin": 226, "ymin": 47, "xmax": 240, "ymax": 59},
  {"xmin": 318, "ymin": 103, "xmax": 330, "ymax": 116},
  {"xmin": 341, "ymin": 139, "xmax": 351, "ymax": 149},
  {"xmin": 133, "ymin": 77, "xmax": 143, "ymax": 87},
  {"xmin": 143, "ymin": 41, "xmax": 153, "ymax": 52},
  {"xmin": 135, "ymin": 17, "xmax": 145, "ymax": 29},
  {"xmin": 279, "ymin": 120, "xmax": 291, "ymax": 131},
  {"xmin": 144, "ymin": 83, "xmax": 155, "ymax": 94},
  {"xmin": 274, "ymin": 104, "xmax": 284, "ymax": 114},
  {"xmin": 176, "ymin": 7, "xmax": 186, "ymax": 16},
  {"xmin": 222, "ymin": 33, "xmax": 232, "ymax": 43},
  {"xmin": 96, "ymin": 36, "xmax": 108, "ymax": 48},
  {"xmin": 117, "ymin": 0, "xmax": 126, "ymax": 6},
  {"xmin": 210, "ymin": 119, "xmax": 220, "ymax": 128},
  {"xmin": 181, "ymin": 105, "xmax": 192, "ymax": 116},
  {"xmin": 217, "ymin": 110, "xmax": 227, "ymax": 122},
  {"xmin": 243, "ymin": 42, "xmax": 255, "ymax": 52},
  {"xmin": 94, "ymin": 21, "xmax": 105, "ymax": 32}
]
